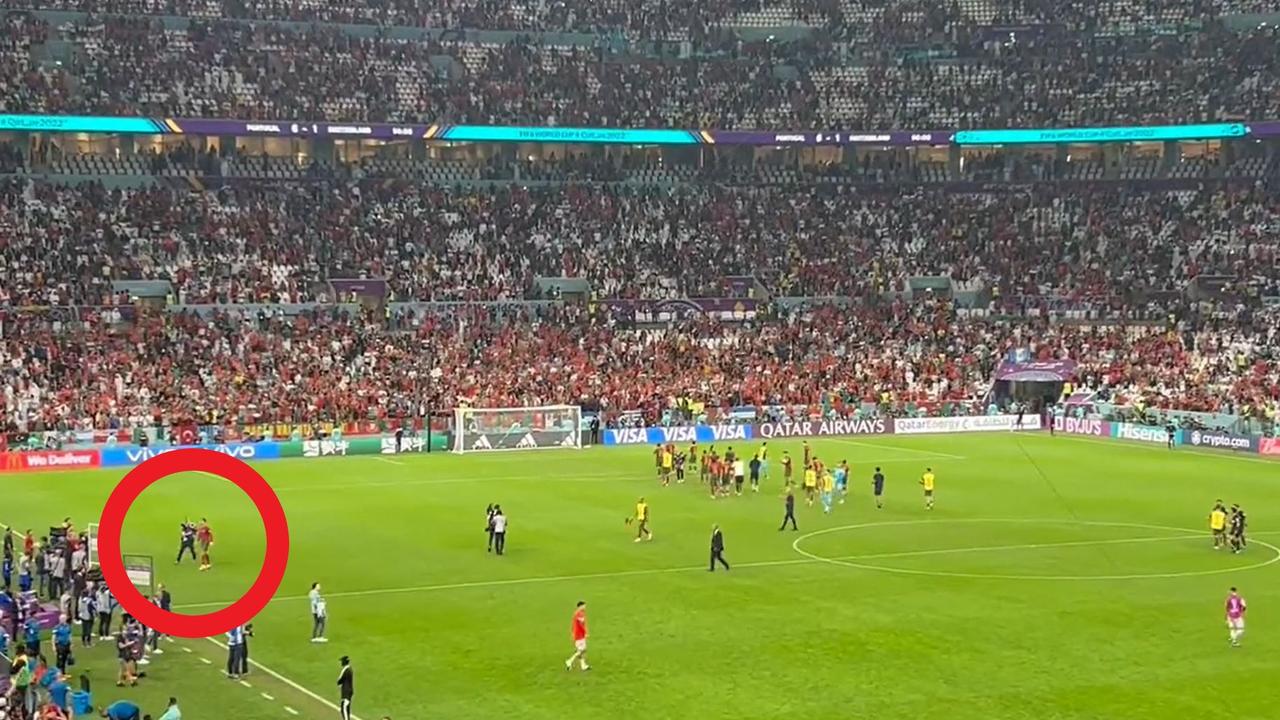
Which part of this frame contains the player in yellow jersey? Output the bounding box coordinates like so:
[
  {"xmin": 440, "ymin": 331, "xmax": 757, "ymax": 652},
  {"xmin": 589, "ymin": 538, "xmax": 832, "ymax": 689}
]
[
  {"xmin": 756, "ymin": 442, "xmax": 769, "ymax": 481},
  {"xmin": 661, "ymin": 448, "xmax": 675, "ymax": 486},
  {"xmin": 631, "ymin": 497, "xmax": 653, "ymax": 542},
  {"xmin": 1209, "ymin": 500, "xmax": 1228, "ymax": 549},
  {"xmin": 803, "ymin": 464, "xmax": 818, "ymax": 507},
  {"xmin": 920, "ymin": 468, "xmax": 936, "ymax": 510}
]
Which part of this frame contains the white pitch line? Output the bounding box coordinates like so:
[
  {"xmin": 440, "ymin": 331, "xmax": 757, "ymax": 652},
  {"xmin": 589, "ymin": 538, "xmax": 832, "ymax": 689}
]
[
  {"xmin": 182, "ymin": 647, "xmax": 192, "ymax": 653},
  {"xmin": 283, "ymin": 707, "xmax": 299, "ymax": 716},
  {"xmin": 825, "ymin": 437, "xmax": 967, "ymax": 460},
  {"xmin": 239, "ymin": 680, "xmax": 253, "ymax": 688},
  {"xmin": 178, "ymin": 528, "xmax": 1269, "ymax": 610},
  {"xmin": 199, "ymin": 657, "xmax": 211, "ymax": 665},
  {"xmin": 206, "ymin": 637, "xmax": 365, "ymax": 720},
  {"xmin": 262, "ymin": 693, "xmax": 276, "ymax": 701},
  {"xmin": 372, "ymin": 457, "xmax": 405, "ymax": 466}
]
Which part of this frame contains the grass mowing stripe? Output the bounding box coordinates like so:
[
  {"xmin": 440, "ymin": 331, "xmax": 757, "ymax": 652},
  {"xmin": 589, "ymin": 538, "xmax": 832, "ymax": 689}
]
[{"xmin": 176, "ymin": 527, "xmax": 1248, "ymax": 610}]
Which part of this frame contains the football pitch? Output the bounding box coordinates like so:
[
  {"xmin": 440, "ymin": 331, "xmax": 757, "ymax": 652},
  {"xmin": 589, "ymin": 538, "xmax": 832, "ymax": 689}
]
[{"xmin": 7, "ymin": 432, "xmax": 1280, "ymax": 719}]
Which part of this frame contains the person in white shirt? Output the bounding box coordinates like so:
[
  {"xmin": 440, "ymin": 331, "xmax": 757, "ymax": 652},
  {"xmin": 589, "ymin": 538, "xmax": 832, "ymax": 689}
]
[
  {"xmin": 309, "ymin": 583, "xmax": 327, "ymax": 643},
  {"xmin": 491, "ymin": 507, "xmax": 508, "ymax": 556}
]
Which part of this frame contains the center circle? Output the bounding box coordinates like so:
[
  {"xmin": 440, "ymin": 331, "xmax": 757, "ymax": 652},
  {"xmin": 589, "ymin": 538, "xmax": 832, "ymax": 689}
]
[{"xmin": 791, "ymin": 518, "xmax": 1280, "ymax": 581}]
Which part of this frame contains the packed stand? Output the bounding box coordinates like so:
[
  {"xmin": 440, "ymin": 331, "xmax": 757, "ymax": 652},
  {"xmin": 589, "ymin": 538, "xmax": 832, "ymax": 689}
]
[
  {"xmin": 0, "ymin": 15, "xmax": 1273, "ymax": 128},
  {"xmin": 2, "ymin": 298, "xmax": 1277, "ymax": 438},
  {"xmin": 2, "ymin": 178, "xmax": 1279, "ymax": 307}
]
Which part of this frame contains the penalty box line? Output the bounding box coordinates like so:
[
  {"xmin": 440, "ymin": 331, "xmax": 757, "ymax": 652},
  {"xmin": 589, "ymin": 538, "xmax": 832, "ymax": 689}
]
[{"xmin": 176, "ymin": 529, "xmax": 1249, "ymax": 611}]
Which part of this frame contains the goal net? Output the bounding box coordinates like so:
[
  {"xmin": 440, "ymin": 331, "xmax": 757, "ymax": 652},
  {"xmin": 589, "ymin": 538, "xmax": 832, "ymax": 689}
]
[{"xmin": 453, "ymin": 405, "xmax": 583, "ymax": 453}]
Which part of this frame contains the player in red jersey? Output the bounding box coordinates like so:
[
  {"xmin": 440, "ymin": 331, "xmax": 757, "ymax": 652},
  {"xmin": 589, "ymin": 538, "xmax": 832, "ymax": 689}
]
[
  {"xmin": 565, "ymin": 601, "xmax": 590, "ymax": 671},
  {"xmin": 196, "ymin": 520, "xmax": 214, "ymax": 571}
]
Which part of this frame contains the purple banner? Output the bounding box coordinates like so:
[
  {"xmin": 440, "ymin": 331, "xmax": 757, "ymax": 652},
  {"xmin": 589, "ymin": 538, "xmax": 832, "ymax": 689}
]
[
  {"xmin": 1052, "ymin": 416, "xmax": 1109, "ymax": 437},
  {"xmin": 330, "ymin": 278, "xmax": 388, "ymax": 298},
  {"xmin": 754, "ymin": 417, "xmax": 891, "ymax": 439},
  {"xmin": 171, "ymin": 118, "xmax": 428, "ymax": 140},
  {"xmin": 996, "ymin": 359, "xmax": 1078, "ymax": 381},
  {"xmin": 1249, "ymin": 121, "xmax": 1280, "ymax": 139},
  {"xmin": 598, "ymin": 298, "xmax": 757, "ymax": 323},
  {"xmin": 709, "ymin": 130, "xmax": 953, "ymax": 146}
]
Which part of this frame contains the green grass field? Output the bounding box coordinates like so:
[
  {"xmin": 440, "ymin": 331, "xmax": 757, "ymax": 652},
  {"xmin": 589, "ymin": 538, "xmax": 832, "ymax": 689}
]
[{"xmin": 6, "ymin": 432, "xmax": 1280, "ymax": 720}]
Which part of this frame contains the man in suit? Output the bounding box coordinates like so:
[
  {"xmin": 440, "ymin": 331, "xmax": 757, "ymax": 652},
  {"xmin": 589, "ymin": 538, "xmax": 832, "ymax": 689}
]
[{"xmin": 709, "ymin": 525, "xmax": 729, "ymax": 572}]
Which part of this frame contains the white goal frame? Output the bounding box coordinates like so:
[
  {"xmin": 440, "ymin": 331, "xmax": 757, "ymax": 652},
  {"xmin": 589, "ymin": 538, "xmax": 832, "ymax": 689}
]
[{"xmin": 452, "ymin": 405, "xmax": 583, "ymax": 453}]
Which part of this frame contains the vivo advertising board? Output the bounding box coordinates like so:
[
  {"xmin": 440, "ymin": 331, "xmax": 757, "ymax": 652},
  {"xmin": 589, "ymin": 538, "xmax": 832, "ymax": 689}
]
[
  {"xmin": 602, "ymin": 424, "xmax": 753, "ymax": 446},
  {"xmin": 754, "ymin": 418, "xmax": 890, "ymax": 439},
  {"xmin": 101, "ymin": 443, "xmax": 281, "ymax": 467},
  {"xmin": 894, "ymin": 414, "xmax": 1042, "ymax": 435},
  {"xmin": 1185, "ymin": 430, "xmax": 1259, "ymax": 452}
]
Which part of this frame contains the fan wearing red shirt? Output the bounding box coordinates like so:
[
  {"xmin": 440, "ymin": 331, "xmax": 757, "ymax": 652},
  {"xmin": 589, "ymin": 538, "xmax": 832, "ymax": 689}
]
[{"xmin": 564, "ymin": 601, "xmax": 590, "ymax": 672}]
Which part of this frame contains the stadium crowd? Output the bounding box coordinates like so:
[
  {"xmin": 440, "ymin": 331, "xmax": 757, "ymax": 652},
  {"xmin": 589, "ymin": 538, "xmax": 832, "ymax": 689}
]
[
  {"xmin": 2, "ymin": 179, "xmax": 1277, "ymax": 306},
  {"xmin": 0, "ymin": 10, "xmax": 1277, "ymax": 127},
  {"xmin": 2, "ymin": 296, "xmax": 1277, "ymax": 439}
]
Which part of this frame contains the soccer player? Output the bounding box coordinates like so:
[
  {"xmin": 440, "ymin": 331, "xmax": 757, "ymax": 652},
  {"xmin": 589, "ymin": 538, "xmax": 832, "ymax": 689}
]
[
  {"xmin": 779, "ymin": 486, "xmax": 798, "ymax": 531},
  {"xmin": 565, "ymin": 601, "xmax": 590, "ymax": 671},
  {"xmin": 820, "ymin": 470, "xmax": 835, "ymax": 514},
  {"xmin": 310, "ymin": 583, "xmax": 328, "ymax": 643},
  {"xmin": 920, "ymin": 468, "xmax": 936, "ymax": 510},
  {"xmin": 802, "ymin": 441, "xmax": 812, "ymax": 468},
  {"xmin": 197, "ymin": 520, "xmax": 214, "ymax": 571},
  {"xmin": 781, "ymin": 451, "xmax": 793, "ymax": 486},
  {"xmin": 756, "ymin": 442, "xmax": 769, "ymax": 481},
  {"xmin": 675, "ymin": 451, "xmax": 687, "ymax": 484},
  {"xmin": 689, "ymin": 442, "xmax": 699, "ymax": 472},
  {"xmin": 1209, "ymin": 501, "xmax": 1228, "ymax": 550},
  {"xmin": 872, "ymin": 467, "xmax": 886, "ymax": 509},
  {"xmin": 732, "ymin": 457, "xmax": 745, "ymax": 496},
  {"xmin": 633, "ymin": 498, "xmax": 653, "ymax": 542},
  {"xmin": 748, "ymin": 455, "xmax": 761, "ymax": 492},
  {"xmin": 661, "ymin": 445, "xmax": 675, "ymax": 486},
  {"xmin": 653, "ymin": 444, "xmax": 663, "ymax": 479},
  {"xmin": 1229, "ymin": 504, "xmax": 1247, "ymax": 554},
  {"xmin": 1225, "ymin": 587, "xmax": 1247, "ymax": 647},
  {"xmin": 175, "ymin": 522, "xmax": 196, "ymax": 565},
  {"xmin": 1165, "ymin": 421, "xmax": 1177, "ymax": 450},
  {"xmin": 835, "ymin": 461, "xmax": 849, "ymax": 503},
  {"xmin": 803, "ymin": 463, "xmax": 818, "ymax": 506}
]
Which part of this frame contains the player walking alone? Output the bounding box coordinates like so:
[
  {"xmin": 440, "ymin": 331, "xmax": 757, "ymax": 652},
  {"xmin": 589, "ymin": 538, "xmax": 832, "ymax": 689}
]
[
  {"xmin": 1226, "ymin": 587, "xmax": 1247, "ymax": 647},
  {"xmin": 565, "ymin": 601, "xmax": 590, "ymax": 671},
  {"xmin": 631, "ymin": 498, "xmax": 653, "ymax": 542},
  {"xmin": 920, "ymin": 468, "xmax": 936, "ymax": 510},
  {"xmin": 872, "ymin": 467, "xmax": 886, "ymax": 509}
]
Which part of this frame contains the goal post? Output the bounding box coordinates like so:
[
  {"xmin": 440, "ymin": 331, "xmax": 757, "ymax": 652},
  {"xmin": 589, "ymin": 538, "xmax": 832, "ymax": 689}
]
[{"xmin": 452, "ymin": 405, "xmax": 583, "ymax": 453}]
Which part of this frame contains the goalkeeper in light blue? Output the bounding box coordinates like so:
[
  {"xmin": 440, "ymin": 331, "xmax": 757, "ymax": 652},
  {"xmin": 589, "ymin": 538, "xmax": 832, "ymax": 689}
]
[{"xmin": 834, "ymin": 461, "xmax": 848, "ymax": 504}]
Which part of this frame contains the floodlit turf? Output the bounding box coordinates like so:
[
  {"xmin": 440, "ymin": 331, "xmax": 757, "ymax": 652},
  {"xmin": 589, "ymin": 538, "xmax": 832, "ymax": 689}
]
[{"xmin": 6, "ymin": 432, "xmax": 1280, "ymax": 719}]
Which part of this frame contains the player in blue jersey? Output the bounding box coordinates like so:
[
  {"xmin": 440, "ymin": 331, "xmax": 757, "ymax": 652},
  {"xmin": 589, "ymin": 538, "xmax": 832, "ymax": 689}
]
[{"xmin": 834, "ymin": 461, "xmax": 849, "ymax": 504}]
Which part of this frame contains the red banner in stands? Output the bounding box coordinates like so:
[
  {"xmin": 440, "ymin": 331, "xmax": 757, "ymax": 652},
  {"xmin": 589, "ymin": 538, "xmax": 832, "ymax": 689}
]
[
  {"xmin": 0, "ymin": 450, "xmax": 101, "ymax": 472},
  {"xmin": 1260, "ymin": 438, "xmax": 1280, "ymax": 456}
]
